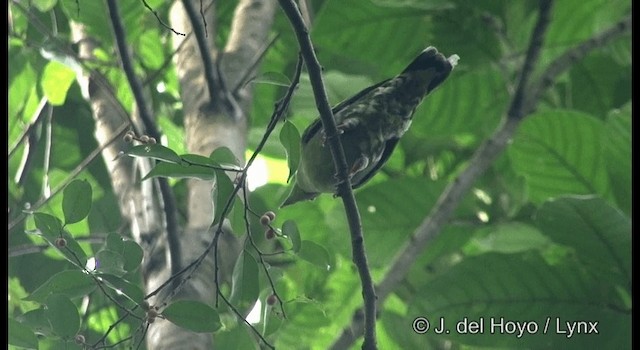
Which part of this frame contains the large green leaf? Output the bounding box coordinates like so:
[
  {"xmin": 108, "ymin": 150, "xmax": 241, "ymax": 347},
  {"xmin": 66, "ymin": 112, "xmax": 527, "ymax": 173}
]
[
  {"xmin": 162, "ymin": 300, "xmax": 222, "ymax": 333},
  {"xmin": 411, "ymin": 66, "xmax": 507, "ymax": 140},
  {"xmin": 536, "ymin": 196, "xmax": 631, "ymax": 289},
  {"xmin": 410, "ymin": 253, "xmax": 630, "ymax": 349},
  {"xmin": 508, "ymin": 110, "xmax": 611, "ymax": 204},
  {"xmin": 342, "ymin": 178, "xmax": 445, "ymax": 267}
]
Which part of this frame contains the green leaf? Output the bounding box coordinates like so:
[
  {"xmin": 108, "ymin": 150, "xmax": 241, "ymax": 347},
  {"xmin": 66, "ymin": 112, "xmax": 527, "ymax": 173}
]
[
  {"xmin": 229, "ymin": 251, "xmax": 260, "ymax": 311},
  {"xmin": 142, "ymin": 162, "xmax": 216, "ymax": 181},
  {"xmin": 20, "ymin": 309, "xmax": 53, "ymax": 337},
  {"xmin": 41, "ymin": 60, "xmax": 76, "ymax": 105},
  {"xmin": 250, "ymin": 71, "xmax": 292, "ymax": 87},
  {"xmin": 464, "ymin": 222, "xmax": 550, "ymax": 255},
  {"xmin": 279, "ymin": 120, "xmax": 301, "ymax": 183},
  {"xmin": 298, "ymin": 240, "xmax": 331, "ymax": 270},
  {"xmin": 282, "ymin": 220, "xmax": 301, "ymax": 253},
  {"xmin": 45, "ymin": 294, "xmax": 80, "ymax": 337},
  {"xmin": 95, "ymin": 249, "xmax": 126, "ymax": 276},
  {"xmin": 26, "ymin": 270, "xmax": 95, "ymax": 303},
  {"xmin": 104, "ymin": 233, "xmax": 143, "ymax": 272},
  {"xmin": 8, "ymin": 318, "xmax": 38, "ymax": 349},
  {"xmin": 536, "ymin": 196, "xmax": 631, "ymax": 287},
  {"xmin": 32, "ymin": 0, "xmax": 58, "ymax": 12},
  {"xmin": 162, "ymin": 300, "xmax": 222, "ymax": 333},
  {"xmin": 137, "ymin": 29, "xmax": 164, "ymax": 70},
  {"xmin": 181, "ymin": 153, "xmax": 217, "ymax": 167},
  {"xmin": 604, "ymin": 108, "xmax": 631, "ymax": 214},
  {"xmin": 412, "ymin": 253, "xmax": 630, "ymax": 349},
  {"xmin": 57, "ymin": 231, "xmax": 89, "ymax": 267},
  {"xmin": 121, "ymin": 240, "xmax": 144, "ymax": 272},
  {"xmin": 33, "ymin": 213, "xmax": 63, "ymax": 239},
  {"xmin": 98, "ymin": 274, "xmax": 145, "ymax": 305},
  {"xmin": 126, "ymin": 144, "xmax": 182, "ymax": 164},
  {"xmin": 215, "ymin": 324, "xmax": 258, "ymax": 349},
  {"xmin": 213, "ymin": 170, "xmax": 238, "ymax": 225},
  {"xmin": 352, "ymin": 178, "xmax": 446, "ymax": 267},
  {"xmin": 62, "ymin": 179, "xmax": 92, "ymax": 224},
  {"xmin": 508, "ymin": 110, "xmax": 611, "ymax": 204},
  {"xmin": 32, "ymin": 213, "xmax": 88, "ymax": 267},
  {"xmin": 210, "ymin": 146, "xmax": 242, "ymax": 168}
]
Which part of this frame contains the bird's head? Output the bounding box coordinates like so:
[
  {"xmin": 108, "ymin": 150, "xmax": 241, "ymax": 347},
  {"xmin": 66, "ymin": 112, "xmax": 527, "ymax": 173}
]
[{"xmin": 402, "ymin": 46, "xmax": 459, "ymax": 92}]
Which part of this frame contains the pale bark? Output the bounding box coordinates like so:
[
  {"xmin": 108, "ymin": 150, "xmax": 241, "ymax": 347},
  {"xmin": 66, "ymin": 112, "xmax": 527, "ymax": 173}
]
[{"xmin": 72, "ymin": 0, "xmax": 276, "ymax": 348}]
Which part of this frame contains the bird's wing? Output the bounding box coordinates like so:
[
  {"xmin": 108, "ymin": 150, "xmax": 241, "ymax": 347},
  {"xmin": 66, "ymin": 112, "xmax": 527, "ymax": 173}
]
[
  {"xmin": 301, "ymin": 78, "xmax": 391, "ymax": 144},
  {"xmin": 352, "ymin": 137, "xmax": 399, "ymax": 189}
]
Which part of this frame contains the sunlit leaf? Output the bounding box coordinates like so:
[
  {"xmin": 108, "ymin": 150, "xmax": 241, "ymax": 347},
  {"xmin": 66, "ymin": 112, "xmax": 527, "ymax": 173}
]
[
  {"xmin": 41, "ymin": 61, "xmax": 76, "ymax": 105},
  {"xmin": 31, "ymin": 0, "xmax": 58, "ymax": 12}
]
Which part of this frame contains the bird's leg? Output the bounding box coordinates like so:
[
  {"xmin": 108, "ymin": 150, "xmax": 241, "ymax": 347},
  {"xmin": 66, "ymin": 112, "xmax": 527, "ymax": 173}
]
[{"xmin": 331, "ymin": 154, "xmax": 369, "ymax": 198}]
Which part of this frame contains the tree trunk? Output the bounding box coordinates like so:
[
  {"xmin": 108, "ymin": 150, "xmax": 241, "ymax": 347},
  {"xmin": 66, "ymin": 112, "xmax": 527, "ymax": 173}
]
[{"xmin": 73, "ymin": 0, "xmax": 277, "ymax": 348}]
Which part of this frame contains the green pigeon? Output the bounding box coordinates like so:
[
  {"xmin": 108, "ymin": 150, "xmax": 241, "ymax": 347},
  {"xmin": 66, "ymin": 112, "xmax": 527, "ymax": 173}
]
[{"xmin": 282, "ymin": 47, "xmax": 458, "ymax": 207}]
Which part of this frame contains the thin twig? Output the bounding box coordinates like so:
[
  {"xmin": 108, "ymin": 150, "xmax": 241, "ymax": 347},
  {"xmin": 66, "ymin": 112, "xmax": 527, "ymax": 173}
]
[
  {"xmin": 141, "ymin": 0, "xmax": 186, "ymax": 36},
  {"xmin": 277, "ymin": 1, "xmax": 377, "ymax": 349}
]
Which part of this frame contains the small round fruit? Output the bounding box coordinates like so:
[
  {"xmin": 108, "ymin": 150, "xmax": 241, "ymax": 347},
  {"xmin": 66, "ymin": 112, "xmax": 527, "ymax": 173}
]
[
  {"xmin": 265, "ymin": 211, "xmax": 276, "ymax": 221},
  {"xmin": 55, "ymin": 237, "xmax": 67, "ymax": 248},
  {"xmin": 265, "ymin": 228, "xmax": 276, "ymax": 240}
]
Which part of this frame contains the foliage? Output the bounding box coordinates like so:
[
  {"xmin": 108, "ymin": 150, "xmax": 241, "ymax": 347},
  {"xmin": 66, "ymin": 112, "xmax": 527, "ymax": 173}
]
[{"xmin": 8, "ymin": 0, "xmax": 630, "ymax": 349}]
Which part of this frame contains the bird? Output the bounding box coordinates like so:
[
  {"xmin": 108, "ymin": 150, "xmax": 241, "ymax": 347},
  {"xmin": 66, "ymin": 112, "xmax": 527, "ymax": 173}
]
[{"xmin": 281, "ymin": 46, "xmax": 458, "ymax": 207}]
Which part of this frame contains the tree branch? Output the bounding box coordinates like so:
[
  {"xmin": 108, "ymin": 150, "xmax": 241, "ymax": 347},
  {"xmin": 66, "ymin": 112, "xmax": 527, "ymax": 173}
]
[
  {"xmin": 181, "ymin": 0, "xmax": 242, "ymax": 120},
  {"xmin": 331, "ymin": 1, "xmax": 555, "ymax": 348},
  {"xmin": 106, "ymin": 0, "xmax": 182, "ymax": 274},
  {"xmin": 529, "ymin": 15, "xmax": 631, "ymax": 114},
  {"xmin": 277, "ymin": 1, "xmax": 377, "ymax": 349}
]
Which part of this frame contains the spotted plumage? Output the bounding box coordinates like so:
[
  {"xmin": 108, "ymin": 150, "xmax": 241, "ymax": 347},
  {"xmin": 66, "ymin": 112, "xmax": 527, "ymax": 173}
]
[{"xmin": 282, "ymin": 47, "xmax": 457, "ymax": 207}]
